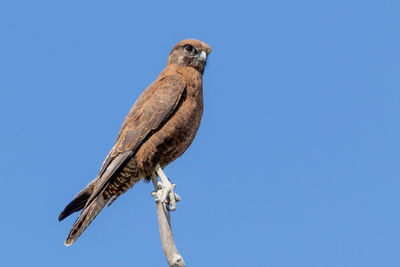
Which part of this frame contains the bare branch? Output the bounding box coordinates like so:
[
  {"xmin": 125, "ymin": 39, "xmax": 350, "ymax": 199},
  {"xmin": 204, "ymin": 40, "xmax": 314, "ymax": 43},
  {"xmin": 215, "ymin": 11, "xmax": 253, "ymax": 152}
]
[{"xmin": 151, "ymin": 172, "xmax": 185, "ymax": 267}]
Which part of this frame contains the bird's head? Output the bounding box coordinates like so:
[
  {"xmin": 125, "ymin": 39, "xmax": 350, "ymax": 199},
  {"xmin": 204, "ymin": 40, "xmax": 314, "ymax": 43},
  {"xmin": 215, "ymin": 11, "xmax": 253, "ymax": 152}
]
[{"xmin": 167, "ymin": 39, "xmax": 212, "ymax": 74}]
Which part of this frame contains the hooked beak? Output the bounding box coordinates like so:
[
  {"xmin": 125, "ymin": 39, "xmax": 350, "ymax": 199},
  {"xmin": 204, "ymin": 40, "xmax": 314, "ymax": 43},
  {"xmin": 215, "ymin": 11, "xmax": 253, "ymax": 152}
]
[{"xmin": 196, "ymin": 51, "xmax": 207, "ymax": 61}]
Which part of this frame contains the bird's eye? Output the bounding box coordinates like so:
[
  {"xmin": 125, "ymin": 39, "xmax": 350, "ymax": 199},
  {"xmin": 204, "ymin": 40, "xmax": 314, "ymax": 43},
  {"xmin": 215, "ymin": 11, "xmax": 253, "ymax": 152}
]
[
  {"xmin": 184, "ymin": 45, "xmax": 196, "ymax": 55},
  {"xmin": 184, "ymin": 45, "xmax": 193, "ymax": 52}
]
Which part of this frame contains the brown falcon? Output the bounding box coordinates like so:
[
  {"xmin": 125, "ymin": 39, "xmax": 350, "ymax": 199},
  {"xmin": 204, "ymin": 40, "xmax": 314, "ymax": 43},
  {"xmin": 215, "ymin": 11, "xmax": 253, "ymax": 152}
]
[{"xmin": 58, "ymin": 39, "xmax": 212, "ymax": 246}]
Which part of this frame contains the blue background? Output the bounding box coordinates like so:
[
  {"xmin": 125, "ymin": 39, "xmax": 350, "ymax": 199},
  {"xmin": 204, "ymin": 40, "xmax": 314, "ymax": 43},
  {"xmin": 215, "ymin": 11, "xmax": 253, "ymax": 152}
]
[{"xmin": 1, "ymin": 1, "xmax": 399, "ymax": 266}]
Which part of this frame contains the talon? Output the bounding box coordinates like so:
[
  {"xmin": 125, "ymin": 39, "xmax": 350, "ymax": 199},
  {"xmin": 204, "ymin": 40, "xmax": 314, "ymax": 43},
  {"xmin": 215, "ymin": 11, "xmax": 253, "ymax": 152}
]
[{"xmin": 169, "ymin": 202, "xmax": 176, "ymax": 211}]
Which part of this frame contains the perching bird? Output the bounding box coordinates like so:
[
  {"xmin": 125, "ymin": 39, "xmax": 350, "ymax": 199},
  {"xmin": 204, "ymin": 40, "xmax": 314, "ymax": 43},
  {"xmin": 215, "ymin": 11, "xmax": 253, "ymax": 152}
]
[{"xmin": 58, "ymin": 39, "xmax": 212, "ymax": 246}]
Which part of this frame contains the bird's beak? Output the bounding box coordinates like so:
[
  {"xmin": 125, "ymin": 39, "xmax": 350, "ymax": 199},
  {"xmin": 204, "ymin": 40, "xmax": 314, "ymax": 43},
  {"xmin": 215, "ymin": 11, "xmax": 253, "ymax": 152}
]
[{"xmin": 197, "ymin": 51, "xmax": 207, "ymax": 61}]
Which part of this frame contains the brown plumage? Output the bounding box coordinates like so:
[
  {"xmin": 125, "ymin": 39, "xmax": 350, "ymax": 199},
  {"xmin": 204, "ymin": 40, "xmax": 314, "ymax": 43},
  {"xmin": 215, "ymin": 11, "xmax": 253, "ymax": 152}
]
[{"xmin": 59, "ymin": 39, "xmax": 212, "ymax": 246}]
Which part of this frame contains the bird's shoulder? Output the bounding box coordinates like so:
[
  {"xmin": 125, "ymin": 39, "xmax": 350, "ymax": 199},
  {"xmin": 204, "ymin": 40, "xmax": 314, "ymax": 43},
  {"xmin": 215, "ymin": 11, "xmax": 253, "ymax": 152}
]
[
  {"xmin": 122, "ymin": 68, "xmax": 186, "ymax": 127},
  {"xmin": 110, "ymin": 68, "xmax": 186, "ymax": 155}
]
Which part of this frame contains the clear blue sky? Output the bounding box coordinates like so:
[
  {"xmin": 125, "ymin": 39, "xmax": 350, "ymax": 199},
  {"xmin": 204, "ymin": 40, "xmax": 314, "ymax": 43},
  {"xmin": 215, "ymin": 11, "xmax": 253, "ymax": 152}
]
[{"xmin": 0, "ymin": 1, "xmax": 399, "ymax": 266}]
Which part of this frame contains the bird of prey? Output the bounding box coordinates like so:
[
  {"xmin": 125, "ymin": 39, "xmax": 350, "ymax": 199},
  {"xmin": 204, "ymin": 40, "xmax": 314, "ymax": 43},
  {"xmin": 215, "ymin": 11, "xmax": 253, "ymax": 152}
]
[{"xmin": 58, "ymin": 39, "xmax": 212, "ymax": 246}]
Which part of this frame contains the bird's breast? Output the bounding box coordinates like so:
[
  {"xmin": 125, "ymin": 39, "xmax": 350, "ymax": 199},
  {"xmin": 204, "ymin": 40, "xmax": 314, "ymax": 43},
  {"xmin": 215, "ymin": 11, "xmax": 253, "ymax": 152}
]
[{"xmin": 134, "ymin": 82, "xmax": 204, "ymax": 175}]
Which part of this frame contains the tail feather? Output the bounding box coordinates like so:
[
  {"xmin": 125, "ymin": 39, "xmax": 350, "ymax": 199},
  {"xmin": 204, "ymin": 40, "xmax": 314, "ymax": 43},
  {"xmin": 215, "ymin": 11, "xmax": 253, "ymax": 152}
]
[
  {"xmin": 64, "ymin": 195, "xmax": 108, "ymax": 246},
  {"xmin": 59, "ymin": 162, "xmax": 141, "ymax": 245},
  {"xmin": 58, "ymin": 178, "xmax": 97, "ymax": 221}
]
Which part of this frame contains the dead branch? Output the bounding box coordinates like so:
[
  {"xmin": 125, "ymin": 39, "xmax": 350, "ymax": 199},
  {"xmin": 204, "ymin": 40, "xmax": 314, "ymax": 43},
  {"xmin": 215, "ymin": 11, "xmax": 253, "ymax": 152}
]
[{"xmin": 151, "ymin": 173, "xmax": 185, "ymax": 267}]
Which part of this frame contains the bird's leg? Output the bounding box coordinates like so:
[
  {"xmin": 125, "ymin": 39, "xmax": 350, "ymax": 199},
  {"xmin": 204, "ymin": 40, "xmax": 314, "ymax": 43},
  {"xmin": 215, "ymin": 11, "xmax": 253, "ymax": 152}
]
[
  {"xmin": 151, "ymin": 164, "xmax": 181, "ymax": 211},
  {"xmin": 150, "ymin": 172, "xmax": 164, "ymax": 202},
  {"xmin": 151, "ymin": 172, "xmax": 162, "ymax": 191}
]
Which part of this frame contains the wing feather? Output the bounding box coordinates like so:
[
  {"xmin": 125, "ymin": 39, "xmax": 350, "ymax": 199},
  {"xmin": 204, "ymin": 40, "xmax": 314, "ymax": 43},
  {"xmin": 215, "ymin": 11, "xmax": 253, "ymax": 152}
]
[{"xmin": 84, "ymin": 73, "xmax": 186, "ymax": 208}]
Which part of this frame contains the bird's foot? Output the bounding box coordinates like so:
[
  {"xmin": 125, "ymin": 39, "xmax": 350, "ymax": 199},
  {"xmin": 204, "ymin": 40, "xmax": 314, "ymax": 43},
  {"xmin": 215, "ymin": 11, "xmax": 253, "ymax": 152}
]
[
  {"xmin": 151, "ymin": 164, "xmax": 181, "ymax": 211},
  {"xmin": 156, "ymin": 179, "xmax": 181, "ymax": 211}
]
